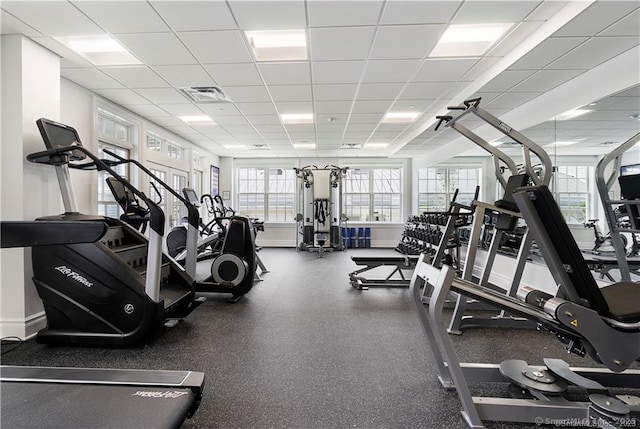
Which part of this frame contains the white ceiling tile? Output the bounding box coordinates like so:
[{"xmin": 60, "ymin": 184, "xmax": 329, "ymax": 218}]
[
  {"xmin": 151, "ymin": 65, "xmax": 216, "ymax": 87},
  {"xmin": 345, "ymin": 123, "xmax": 377, "ymax": 133},
  {"xmin": 484, "ymin": 92, "xmax": 542, "ymax": 109},
  {"xmin": 223, "ymin": 86, "xmax": 271, "ymax": 103},
  {"xmin": 275, "ymin": 101, "xmax": 314, "ymax": 113},
  {"xmin": 390, "ymin": 100, "xmax": 435, "ymax": 111},
  {"xmin": 150, "ymin": 1, "xmax": 237, "ymax": 31},
  {"xmin": 525, "ymin": 1, "xmax": 570, "ymax": 21},
  {"xmin": 511, "ymin": 69, "xmax": 585, "ymax": 92},
  {"xmin": 348, "ymin": 113, "xmax": 384, "ymax": 124},
  {"xmin": 547, "ymin": 37, "xmax": 639, "ymax": 70},
  {"xmin": 268, "ymin": 85, "xmax": 312, "ymax": 102},
  {"xmin": 553, "ymin": 1, "xmax": 639, "ymax": 37},
  {"xmin": 311, "ymin": 61, "xmax": 366, "ymax": 84},
  {"xmin": 600, "ymin": 9, "xmax": 640, "ymax": 37},
  {"xmin": 313, "ymin": 84, "xmax": 358, "ymax": 101},
  {"xmin": 61, "ymin": 68, "xmax": 125, "ymax": 90},
  {"xmin": 228, "ymin": 0, "xmax": 306, "ymax": 30},
  {"xmin": 399, "ymin": 82, "xmax": 456, "ymax": 100},
  {"xmin": 453, "ymin": 1, "xmax": 542, "ymax": 24},
  {"xmin": 370, "ymin": 24, "xmax": 445, "ymax": 60},
  {"xmin": 235, "ymin": 102, "xmax": 279, "ymax": 115},
  {"xmin": 479, "ymin": 70, "xmax": 537, "ymax": 92},
  {"xmin": 197, "ymin": 105, "xmax": 242, "ymax": 117},
  {"xmin": 362, "ymin": 59, "xmax": 422, "ymax": 83},
  {"xmin": 252, "ymin": 124, "xmax": 287, "ymax": 133},
  {"xmin": 126, "ymin": 105, "xmax": 171, "ymax": 117},
  {"xmin": 72, "ymin": 1, "xmax": 168, "ymax": 33},
  {"xmin": 244, "ymin": 115, "xmax": 284, "ymax": 125},
  {"xmin": 489, "ymin": 21, "xmax": 544, "ymax": 57},
  {"xmin": 1, "ymin": 9, "xmax": 41, "ymax": 36},
  {"xmin": 413, "ymin": 58, "xmax": 478, "ymax": 82},
  {"xmin": 308, "ymin": 1, "xmax": 383, "ymax": 27},
  {"xmin": 100, "ymin": 66, "xmax": 169, "ymax": 89},
  {"xmin": 315, "ymin": 101, "xmax": 354, "ymax": 114},
  {"xmin": 156, "ymin": 103, "xmax": 203, "ymax": 116},
  {"xmin": 509, "ymin": 37, "xmax": 588, "ymax": 70},
  {"xmin": 309, "ymin": 27, "xmax": 375, "ymax": 61},
  {"xmin": 204, "ymin": 63, "xmax": 263, "ymax": 86},
  {"xmin": 356, "ymin": 83, "xmax": 403, "ymax": 101},
  {"xmin": 94, "ymin": 89, "xmax": 151, "ymax": 105},
  {"xmin": 179, "ymin": 31, "xmax": 252, "ymax": 64},
  {"xmin": 149, "ymin": 116, "xmax": 189, "ymax": 128},
  {"xmin": 135, "ymin": 88, "xmax": 186, "ymax": 104},
  {"xmin": 114, "ymin": 33, "xmax": 197, "ymax": 65},
  {"xmin": 468, "ymin": 92, "xmax": 506, "ymax": 105},
  {"xmin": 2, "ymin": 1, "xmax": 102, "ymax": 36},
  {"xmin": 258, "ymin": 62, "xmax": 311, "ymax": 85},
  {"xmin": 380, "ymin": 1, "xmax": 461, "ymax": 25},
  {"xmin": 351, "ymin": 100, "xmax": 393, "ymax": 114}
]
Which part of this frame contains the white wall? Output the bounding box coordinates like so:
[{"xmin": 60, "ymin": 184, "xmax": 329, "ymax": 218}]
[{"xmin": 1, "ymin": 35, "xmax": 61, "ymax": 338}]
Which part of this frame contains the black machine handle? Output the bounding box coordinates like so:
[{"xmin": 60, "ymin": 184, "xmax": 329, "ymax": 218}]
[
  {"xmin": 27, "ymin": 146, "xmax": 166, "ymax": 236},
  {"xmin": 1, "ymin": 221, "xmax": 108, "ymax": 248},
  {"xmin": 102, "ymin": 149, "xmax": 200, "ymax": 232},
  {"xmin": 464, "ymin": 97, "xmax": 482, "ymax": 108},
  {"xmin": 434, "ymin": 115, "xmax": 452, "ymax": 131}
]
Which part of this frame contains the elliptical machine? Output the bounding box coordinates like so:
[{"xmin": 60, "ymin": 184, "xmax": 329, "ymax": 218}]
[{"xmin": 101, "ymin": 150, "xmax": 257, "ymax": 302}]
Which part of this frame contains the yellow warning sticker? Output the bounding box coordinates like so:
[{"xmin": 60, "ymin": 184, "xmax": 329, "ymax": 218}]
[{"xmin": 570, "ymin": 319, "xmax": 578, "ymax": 327}]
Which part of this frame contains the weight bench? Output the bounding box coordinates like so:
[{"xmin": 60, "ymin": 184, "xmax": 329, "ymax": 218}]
[
  {"xmin": 349, "ymin": 255, "xmax": 420, "ymax": 290},
  {"xmin": 410, "ymin": 185, "xmax": 640, "ymax": 428}
]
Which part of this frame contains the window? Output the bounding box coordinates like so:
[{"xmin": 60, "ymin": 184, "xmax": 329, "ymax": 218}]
[
  {"xmin": 96, "ymin": 108, "xmax": 134, "ymax": 218},
  {"xmin": 147, "ymin": 133, "xmax": 163, "ymax": 151},
  {"xmin": 267, "ymin": 168, "xmax": 295, "ymax": 222},
  {"xmin": 171, "ymin": 172, "xmax": 188, "ymax": 226},
  {"xmin": 167, "ymin": 142, "xmax": 184, "ymax": 159},
  {"xmin": 418, "ymin": 167, "xmax": 480, "ymax": 212},
  {"xmin": 237, "ymin": 167, "xmax": 295, "ymax": 222},
  {"xmin": 343, "ymin": 167, "xmax": 402, "ymax": 222},
  {"xmin": 149, "ymin": 168, "xmax": 167, "ymax": 220},
  {"xmin": 553, "ymin": 165, "xmax": 590, "ymax": 224}
]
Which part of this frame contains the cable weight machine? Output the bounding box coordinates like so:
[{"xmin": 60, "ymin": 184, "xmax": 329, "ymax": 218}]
[{"xmin": 294, "ymin": 165, "xmax": 348, "ymax": 257}]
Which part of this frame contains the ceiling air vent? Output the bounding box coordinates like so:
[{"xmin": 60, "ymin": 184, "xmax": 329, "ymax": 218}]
[
  {"xmin": 250, "ymin": 143, "xmax": 271, "ymax": 150},
  {"xmin": 180, "ymin": 86, "xmax": 231, "ymax": 103},
  {"xmin": 340, "ymin": 143, "xmax": 362, "ymax": 149}
]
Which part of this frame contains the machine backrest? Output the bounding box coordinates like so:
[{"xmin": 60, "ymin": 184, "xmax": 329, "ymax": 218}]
[
  {"xmin": 513, "ymin": 185, "xmax": 610, "ymax": 315},
  {"xmin": 494, "ymin": 173, "xmax": 529, "ymax": 212}
]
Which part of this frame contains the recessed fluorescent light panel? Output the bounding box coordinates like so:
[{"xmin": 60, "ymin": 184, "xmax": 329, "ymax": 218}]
[
  {"xmin": 293, "ymin": 143, "xmax": 316, "ymax": 149},
  {"xmin": 281, "ymin": 113, "xmax": 314, "ymax": 124},
  {"xmin": 364, "ymin": 143, "xmax": 389, "ymax": 149},
  {"xmin": 546, "ymin": 141, "xmax": 577, "ymax": 147},
  {"xmin": 382, "ymin": 112, "xmax": 420, "ymax": 123},
  {"xmin": 245, "ymin": 29, "xmax": 307, "ymax": 61},
  {"xmin": 554, "ymin": 109, "xmax": 593, "ymax": 121},
  {"xmin": 223, "ymin": 144, "xmax": 248, "ymax": 149},
  {"xmin": 430, "ymin": 23, "xmax": 513, "ymax": 57},
  {"xmin": 55, "ymin": 35, "xmax": 141, "ymax": 66},
  {"xmin": 340, "ymin": 143, "xmax": 362, "ymax": 149},
  {"xmin": 179, "ymin": 115, "xmax": 215, "ymax": 124}
]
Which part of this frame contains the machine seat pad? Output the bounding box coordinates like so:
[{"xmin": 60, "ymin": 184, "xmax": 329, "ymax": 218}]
[{"xmin": 601, "ymin": 281, "xmax": 640, "ymax": 323}]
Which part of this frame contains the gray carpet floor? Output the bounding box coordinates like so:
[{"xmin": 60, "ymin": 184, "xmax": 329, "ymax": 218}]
[{"xmin": 2, "ymin": 248, "xmax": 635, "ymax": 429}]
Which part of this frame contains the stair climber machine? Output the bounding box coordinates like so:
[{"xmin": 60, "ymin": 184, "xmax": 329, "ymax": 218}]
[
  {"xmin": 27, "ymin": 118, "xmax": 204, "ymax": 346},
  {"xmin": 100, "ymin": 150, "xmax": 257, "ymax": 303},
  {"xmin": 294, "ymin": 165, "xmax": 348, "ymax": 257}
]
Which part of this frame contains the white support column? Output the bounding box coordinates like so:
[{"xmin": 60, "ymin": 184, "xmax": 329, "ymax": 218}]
[{"xmin": 1, "ymin": 35, "xmax": 61, "ymax": 338}]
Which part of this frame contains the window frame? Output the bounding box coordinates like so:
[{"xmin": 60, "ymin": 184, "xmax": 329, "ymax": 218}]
[
  {"xmin": 343, "ymin": 166, "xmax": 404, "ymax": 223},
  {"xmin": 417, "ymin": 166, "xmax": 481, "ymax": 212},
  {"xmin": 236, "ymin": 166, "xmax": 296, "ymax": 223}
]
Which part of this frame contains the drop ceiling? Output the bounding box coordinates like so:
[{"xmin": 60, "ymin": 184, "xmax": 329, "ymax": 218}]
[{"xmin": 1, "ymin": 0, "xmax": 638, "ymax": 159}]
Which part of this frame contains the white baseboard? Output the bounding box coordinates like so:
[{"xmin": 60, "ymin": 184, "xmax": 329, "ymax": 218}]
[{"xmin": 0, "ymin": 311, "xmax": 46, "ymax": 340}]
